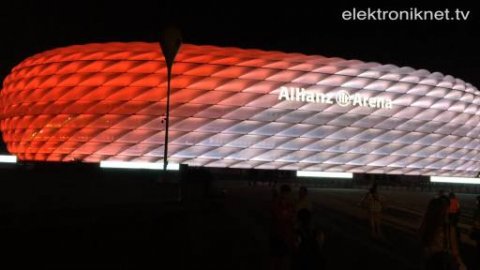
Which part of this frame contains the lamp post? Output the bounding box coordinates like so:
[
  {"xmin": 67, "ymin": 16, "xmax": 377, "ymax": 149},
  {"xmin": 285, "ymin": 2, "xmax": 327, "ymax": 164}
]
[{"xmin": 159, "ymin": 27, "xmax": 182, "ymax": 171}]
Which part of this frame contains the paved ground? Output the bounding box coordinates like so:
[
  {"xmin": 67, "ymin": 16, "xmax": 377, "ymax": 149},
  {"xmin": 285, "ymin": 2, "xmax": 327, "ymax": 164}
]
[
  {"xmin": 1, "ymin": 182, "xmax": 478, "ymax": 269},
  {"xmin": 213, "ymin": 183, "xmax": 479, "ymax": 270},
  {"xmin": 221, "ymin": 186, "xmax": 424, "ymax": 270}
]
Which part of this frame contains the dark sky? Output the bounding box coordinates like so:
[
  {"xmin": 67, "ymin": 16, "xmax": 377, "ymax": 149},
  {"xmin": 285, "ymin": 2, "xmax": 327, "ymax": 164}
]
[{"xmin": 0, "ymin": 0, "xmax": 478, "ymax": 153}]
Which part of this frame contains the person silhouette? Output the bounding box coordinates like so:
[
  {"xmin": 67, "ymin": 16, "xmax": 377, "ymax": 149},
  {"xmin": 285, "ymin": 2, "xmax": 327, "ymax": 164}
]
[{"xmin": 359, "ymin": 184, "xmax": 384, "ymax": 239}]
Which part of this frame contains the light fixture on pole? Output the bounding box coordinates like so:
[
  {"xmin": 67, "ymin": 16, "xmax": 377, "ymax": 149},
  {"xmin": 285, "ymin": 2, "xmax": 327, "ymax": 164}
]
[{"xmin": 159, "ymin": 27, "xmax": 182, "ymax": 171}]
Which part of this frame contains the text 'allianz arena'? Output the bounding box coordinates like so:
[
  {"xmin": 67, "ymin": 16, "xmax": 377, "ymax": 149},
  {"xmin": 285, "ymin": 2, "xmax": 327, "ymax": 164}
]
[{"xmin": 1, "ymin": 42, "xmax": 480, "ymax": 177}]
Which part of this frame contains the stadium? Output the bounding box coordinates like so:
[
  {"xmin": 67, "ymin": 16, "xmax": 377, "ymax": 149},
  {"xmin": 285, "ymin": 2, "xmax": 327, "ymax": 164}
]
[{"xmin": 1, "ymin": 42, "xmax": 480, "ymax": 177}]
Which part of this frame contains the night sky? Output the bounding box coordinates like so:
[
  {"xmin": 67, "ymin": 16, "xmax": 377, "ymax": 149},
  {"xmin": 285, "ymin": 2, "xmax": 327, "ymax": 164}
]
[{"xmin": 0, "ymin": 0, "xmax": 478, "ymax": 153}]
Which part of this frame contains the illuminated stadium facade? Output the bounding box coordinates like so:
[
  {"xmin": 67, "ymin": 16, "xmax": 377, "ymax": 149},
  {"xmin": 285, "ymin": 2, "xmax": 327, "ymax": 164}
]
[{"xmin": 1, "ymin": 42, "xmax": 480, "ymax": 177}]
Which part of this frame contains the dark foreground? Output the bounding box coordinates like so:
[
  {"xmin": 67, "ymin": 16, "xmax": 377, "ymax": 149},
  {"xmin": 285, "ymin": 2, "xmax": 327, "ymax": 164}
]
[{"xmin": 0, "ymin": 167, "xmax": 478, "ymax": 269}]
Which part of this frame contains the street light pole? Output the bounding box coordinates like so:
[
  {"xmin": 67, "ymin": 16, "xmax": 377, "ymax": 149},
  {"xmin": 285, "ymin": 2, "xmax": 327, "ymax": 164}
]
[
  {"xmin": 163, "ymin": 63, "xmax": 172, "ymax": 171},
  {"xmin": 159, "ymin": 27, "xmax": 182, "ymax": 171}
]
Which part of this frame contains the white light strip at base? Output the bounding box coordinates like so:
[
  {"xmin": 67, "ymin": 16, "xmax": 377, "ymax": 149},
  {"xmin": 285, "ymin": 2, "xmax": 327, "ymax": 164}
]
[
  {"xmin": 430, "ymin": 176, "xmax": 480, "ymax": 185},
  {"xmin": 0, "ymin": 155, "xmax": 17, "ymax": 163},
  {"xmin": 100, "ymin": 161, "xmax": 180, "ymax": 171},
  {"xmin": 296, "ymin": 171, "xmax": 353, "ymax": 179}
]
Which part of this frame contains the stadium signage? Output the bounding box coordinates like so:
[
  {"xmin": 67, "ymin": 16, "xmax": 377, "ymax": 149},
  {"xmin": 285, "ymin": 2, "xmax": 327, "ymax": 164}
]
[{"xmin": 278, "ymin": 87, "xmax": 393, "ymax": 109}]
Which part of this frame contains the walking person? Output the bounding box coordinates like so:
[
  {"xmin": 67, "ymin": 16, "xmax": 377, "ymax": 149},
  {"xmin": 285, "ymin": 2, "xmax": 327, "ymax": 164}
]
[
  {"xmin": 420, "ymin": 197, "xmax": 466, "ymax": 270},
  {"xmin": 359, "ymin": 184, "xmax": 384, "ymax": 239},
  {"xmin": 270, "ymin": 184, "xmax": 295, "ymax": 270},
  {"xmin": 448, "ymin": 192, "xmax": 461, "ymax": 242},
  {"xmin": 292, "ymin": 208, "xmax": 325, "ymax": 270}
]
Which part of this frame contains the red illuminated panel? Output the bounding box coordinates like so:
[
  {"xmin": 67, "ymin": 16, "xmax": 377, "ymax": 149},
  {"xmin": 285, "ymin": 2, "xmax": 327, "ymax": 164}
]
[{"xmin": 1, "ymin": 42, "xmax": 480, "ymax": 176}]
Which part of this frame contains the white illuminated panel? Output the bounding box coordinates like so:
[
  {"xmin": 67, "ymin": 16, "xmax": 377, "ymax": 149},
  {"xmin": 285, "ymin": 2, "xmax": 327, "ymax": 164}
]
[
  {"xmin": 297, "ymin": 171, "xmax": 353, "ymax": 179},
  {"xmin": 100, "ymin": 161, "xmax": 180, "ymax": 171},
  {"xmin": 0, "ymin": 155, "xmax": 17, "ymax": 163},
  {"xmin": 430, "ymin": 176, "xmax": 480, "ymax": 184}
]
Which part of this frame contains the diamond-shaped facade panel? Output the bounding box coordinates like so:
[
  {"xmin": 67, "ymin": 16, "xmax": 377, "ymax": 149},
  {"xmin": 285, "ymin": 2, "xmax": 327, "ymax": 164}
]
[{"xmin": 1, "ymin": 42, "xmax": 480, "ymax": 176}]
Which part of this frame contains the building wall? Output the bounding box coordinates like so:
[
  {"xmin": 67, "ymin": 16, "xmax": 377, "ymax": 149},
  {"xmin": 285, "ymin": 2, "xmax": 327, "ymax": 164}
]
[{"xmin": 1, "ymin": 42, "xmax": 480, "ymax": 176}]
